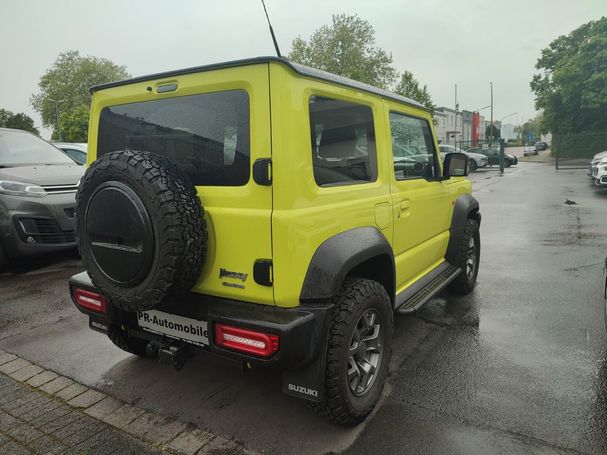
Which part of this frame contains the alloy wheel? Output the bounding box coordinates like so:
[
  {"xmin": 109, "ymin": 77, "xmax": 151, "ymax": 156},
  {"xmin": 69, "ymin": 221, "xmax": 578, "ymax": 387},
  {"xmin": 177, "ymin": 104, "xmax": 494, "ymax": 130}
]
[{"xmin": 347, "ymin": 309, "xmax": 383, "ymax": 396}]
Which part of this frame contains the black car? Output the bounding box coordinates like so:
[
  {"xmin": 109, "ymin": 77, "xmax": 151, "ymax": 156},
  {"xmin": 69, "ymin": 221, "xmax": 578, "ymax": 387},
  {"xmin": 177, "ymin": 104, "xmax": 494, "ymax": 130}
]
[
  {"xmin": 535, "ymin": 141, "xmax": 548, "ymax": 151},
  {"xmin": 467, "ymin": 147, "xmax": 518, "ymax": 167}
]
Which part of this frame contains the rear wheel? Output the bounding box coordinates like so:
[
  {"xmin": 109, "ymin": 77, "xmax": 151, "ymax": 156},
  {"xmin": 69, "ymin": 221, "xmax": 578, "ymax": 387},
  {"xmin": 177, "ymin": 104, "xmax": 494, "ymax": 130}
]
[
  {"xmin": 108, "ymin": 327, "xmax": 150, "ymax": 357},
  {"xmin": 311, "ymin": 278, "xmax": 393, "ymax": 426}
]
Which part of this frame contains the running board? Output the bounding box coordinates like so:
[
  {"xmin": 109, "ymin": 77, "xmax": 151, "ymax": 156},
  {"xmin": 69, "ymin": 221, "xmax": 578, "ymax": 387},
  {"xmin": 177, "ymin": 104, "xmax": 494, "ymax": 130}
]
[{"xmin": 395, "ymin": 263, "xmax": 461, "ymax": 315}]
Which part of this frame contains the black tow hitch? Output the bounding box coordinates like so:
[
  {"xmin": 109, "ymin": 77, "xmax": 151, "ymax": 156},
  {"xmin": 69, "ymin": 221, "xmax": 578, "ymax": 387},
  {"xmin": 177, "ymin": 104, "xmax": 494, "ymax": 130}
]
[{"xmin": 150, "ymin": 342, "xmax": 191, "ymax": 371}]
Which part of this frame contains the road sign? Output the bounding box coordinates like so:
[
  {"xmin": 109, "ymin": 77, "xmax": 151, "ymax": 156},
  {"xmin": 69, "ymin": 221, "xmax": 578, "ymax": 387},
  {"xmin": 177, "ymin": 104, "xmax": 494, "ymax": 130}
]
[{"xmin": 528, "ymin": 133, "xmax": 533, "ymax": 140}]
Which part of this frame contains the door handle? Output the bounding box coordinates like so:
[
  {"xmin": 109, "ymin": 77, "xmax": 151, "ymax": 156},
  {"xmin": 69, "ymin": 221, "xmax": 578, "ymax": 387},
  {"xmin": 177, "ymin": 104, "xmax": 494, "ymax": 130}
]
[{"xmin": 400, "ymin": 200, "xmax": 410, "ymax": 211}]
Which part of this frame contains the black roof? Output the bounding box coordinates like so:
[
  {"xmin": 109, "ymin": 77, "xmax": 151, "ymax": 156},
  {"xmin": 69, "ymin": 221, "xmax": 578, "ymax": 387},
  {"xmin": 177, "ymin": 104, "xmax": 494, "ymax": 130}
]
[{"xmin": 90, "ymin": 56, "xmax": 426, "ymax": 111}]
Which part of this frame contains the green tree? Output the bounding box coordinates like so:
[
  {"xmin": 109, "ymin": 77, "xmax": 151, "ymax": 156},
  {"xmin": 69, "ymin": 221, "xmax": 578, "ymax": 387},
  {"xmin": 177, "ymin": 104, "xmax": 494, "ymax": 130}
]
[
  {"xmin": 521, "ymin": 114, "xmax": 545, "ymax": 142},
  {"xmin": 58, "ymin": 105, "xmax": 89, "ymax": 142},
  {"xmin": 394, "ymin": 71, "xmax": 435, "ymax": 112},
  {"xmin": 289, "ymin": 14, "xmax": 397, "ymax": 89},
  {"xmin": 0, "ymin": 109, "xmax": 39, "ymax": 135},
  {"xmin": 31, "ymin": 50, "xmax": 130, "ymax": 138},
  {"xmin": 531, "ymin": 17, "xmax": 607, "ymax": 133}
]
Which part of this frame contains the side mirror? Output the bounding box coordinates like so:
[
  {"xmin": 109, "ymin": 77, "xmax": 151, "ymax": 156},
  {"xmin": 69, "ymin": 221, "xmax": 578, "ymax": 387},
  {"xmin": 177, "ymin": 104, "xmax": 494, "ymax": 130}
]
[{"xmin": 443, "ymin": 152, "xmax": 469, "ymax": 177}]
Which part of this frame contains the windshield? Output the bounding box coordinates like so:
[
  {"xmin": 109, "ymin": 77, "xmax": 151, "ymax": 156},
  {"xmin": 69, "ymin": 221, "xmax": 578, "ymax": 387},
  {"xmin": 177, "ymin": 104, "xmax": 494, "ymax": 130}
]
[{"xmin": 0, "ymin": 130, "xmax": 74, "ymax": 167}]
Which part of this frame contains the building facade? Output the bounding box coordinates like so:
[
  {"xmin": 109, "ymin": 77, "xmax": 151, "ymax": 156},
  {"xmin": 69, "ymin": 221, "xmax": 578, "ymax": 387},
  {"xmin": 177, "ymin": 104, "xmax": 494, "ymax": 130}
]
[{"xmin": 434, "ymin": 107, "xmax": 461, "ymax": 145}]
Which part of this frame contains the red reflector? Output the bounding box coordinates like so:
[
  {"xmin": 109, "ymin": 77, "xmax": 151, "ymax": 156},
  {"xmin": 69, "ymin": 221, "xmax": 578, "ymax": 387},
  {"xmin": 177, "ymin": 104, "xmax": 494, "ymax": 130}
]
[
  {"xmin": 73, "ymin": 288, "xmax": 107, "ymax": 314},
  {"xmin": 214, "ymin": 323, "xmax": 279, "ymax": 357}
]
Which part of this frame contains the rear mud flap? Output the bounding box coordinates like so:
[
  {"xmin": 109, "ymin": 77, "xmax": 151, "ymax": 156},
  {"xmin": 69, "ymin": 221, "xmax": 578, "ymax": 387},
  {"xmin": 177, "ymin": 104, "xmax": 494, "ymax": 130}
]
[
  {"xmin": 282, "ymin": 342, "xmax": 327, "ymax": 402},
  {"xmin": 89, "ymin": 316, "xmax": 110, "ymax": 334},
  {"xmin": 282, "ymin": 306, "xmax": 332, "ymax": 403}
]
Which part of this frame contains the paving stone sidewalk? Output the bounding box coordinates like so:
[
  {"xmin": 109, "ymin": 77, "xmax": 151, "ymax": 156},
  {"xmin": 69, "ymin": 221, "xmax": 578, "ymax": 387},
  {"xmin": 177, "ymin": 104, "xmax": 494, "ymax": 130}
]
[{"xmin": 0, "ymin": 349, "xmax": 248, "ymax": 455}]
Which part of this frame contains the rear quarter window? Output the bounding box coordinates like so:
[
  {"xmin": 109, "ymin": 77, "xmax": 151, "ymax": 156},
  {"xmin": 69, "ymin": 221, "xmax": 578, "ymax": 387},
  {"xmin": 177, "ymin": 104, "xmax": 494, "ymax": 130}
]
[
  {"xmin": 97, "ymin": 90, "xmax": 250, "ymax": 186},
  {"xmin": 309, "ymin": 96, "xmax": 377, "ymax": 187}
]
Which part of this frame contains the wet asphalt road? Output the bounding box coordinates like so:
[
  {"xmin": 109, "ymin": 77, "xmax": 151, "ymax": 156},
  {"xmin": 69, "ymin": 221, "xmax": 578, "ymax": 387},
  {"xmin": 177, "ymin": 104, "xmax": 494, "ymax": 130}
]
[{"xmin": 1, "ymin": 162, "xmax": 607, "ymax": 454}]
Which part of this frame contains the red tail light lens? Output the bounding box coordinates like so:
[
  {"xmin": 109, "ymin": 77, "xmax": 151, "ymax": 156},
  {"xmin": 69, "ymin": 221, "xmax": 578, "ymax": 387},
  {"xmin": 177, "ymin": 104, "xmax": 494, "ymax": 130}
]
[
  {"xmin": 73, "ymin": 288, "xmax": 108, "ymax": 314},
  {"xmin": 214, "ymin": 323, "xmax": 279, "ymax": 357}
]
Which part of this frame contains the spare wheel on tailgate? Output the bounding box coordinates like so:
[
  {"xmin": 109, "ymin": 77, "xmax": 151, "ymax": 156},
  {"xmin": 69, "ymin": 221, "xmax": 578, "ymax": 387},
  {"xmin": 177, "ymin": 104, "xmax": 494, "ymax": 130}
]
[{"xmin": 76, "ymin": 150, "xmax": 207, "ymax": 311}]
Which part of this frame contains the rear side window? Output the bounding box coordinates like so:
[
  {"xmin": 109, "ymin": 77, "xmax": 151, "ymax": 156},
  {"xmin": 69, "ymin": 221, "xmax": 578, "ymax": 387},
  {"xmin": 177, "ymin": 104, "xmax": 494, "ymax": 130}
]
[
  {"xmin": 390, "ymin": 112, "xmax": 437, "ymax": 180},
  {"xmin": 98, "ymin": 90, "xmax": 250, "ymax": 186},
  {"xmin": 309, "ymin": 96, "xmax": 377, "ymax": 186}
]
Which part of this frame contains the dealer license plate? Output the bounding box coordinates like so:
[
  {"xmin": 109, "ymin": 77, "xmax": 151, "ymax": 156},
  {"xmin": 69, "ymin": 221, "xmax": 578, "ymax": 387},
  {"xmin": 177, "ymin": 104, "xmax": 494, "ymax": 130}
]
[{"xmin": 137, "ymin": 310, "xmax": 209, "ymax": 347}]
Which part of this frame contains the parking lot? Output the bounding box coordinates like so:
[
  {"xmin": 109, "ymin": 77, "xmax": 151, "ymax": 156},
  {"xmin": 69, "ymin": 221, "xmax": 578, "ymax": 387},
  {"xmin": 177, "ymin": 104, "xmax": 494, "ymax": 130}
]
[{"xmin": 2, "ymin": 161, "xmax": 607, "ymax": 454}]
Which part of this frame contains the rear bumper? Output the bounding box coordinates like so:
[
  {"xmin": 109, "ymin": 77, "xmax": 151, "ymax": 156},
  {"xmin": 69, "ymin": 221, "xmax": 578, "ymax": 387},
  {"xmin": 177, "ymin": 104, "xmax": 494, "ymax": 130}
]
[{"xmin": 68, "ymin": 272, "xmax": 332, "ymax": 370}]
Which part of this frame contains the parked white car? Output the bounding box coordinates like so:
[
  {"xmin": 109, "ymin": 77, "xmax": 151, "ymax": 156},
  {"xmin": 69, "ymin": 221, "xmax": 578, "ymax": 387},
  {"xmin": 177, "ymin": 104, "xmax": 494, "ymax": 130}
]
[
  {"xmin": 52, "ymin": 142, "xmax": 87, "ymax": 165},
  {"xmin": 439, "ymin": 144, "xmax": 488, "ymax": 171},
  {"xmin": 523, "ymin": 145, "xmax": 537, "ymax": 156},
  {"xmin": 594, "ymin": 157, "xmax": 607, "ymax": 187},
  {"xmin": 589, "ymin": 151, "xmax": 607, "ymax": 179}
]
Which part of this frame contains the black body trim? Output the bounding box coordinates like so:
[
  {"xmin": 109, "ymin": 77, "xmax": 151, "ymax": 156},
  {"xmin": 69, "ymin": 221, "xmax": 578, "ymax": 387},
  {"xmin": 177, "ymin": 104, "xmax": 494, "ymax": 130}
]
[
  {"xmin": 299, "ymin": 226, "xmax": 395, "ymax": 303},
  {"xmin": 252, "ymin": 158, "xmax": 272, "ymax": 186},
  {"xmin": 396, "ymin": 262, "xmax": 461, "ymax": 314},
  {"xmin": 445, "ymin": 194, "xmax": 481, "ymax": 264},
  {"xmin": 69, "ymin": 272, "xmax": 330, "ymax": 370},
  {"xmin": 253, "ymin": 259, "xmax": 273, "ymax": 286},
  {"xmin": 395, "ymin": 261, "xmax": 451, "ymax": 308},
  {"xmin": 89, "ymin": 57, "xmax": 426, "ymax": 111}
]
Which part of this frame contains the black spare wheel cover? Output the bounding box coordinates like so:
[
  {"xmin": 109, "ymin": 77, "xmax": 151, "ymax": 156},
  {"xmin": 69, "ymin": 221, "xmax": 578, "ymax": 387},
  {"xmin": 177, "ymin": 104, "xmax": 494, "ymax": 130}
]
[{"xmin": 76, "ymin": 150, "xmax": 207, "ymax": 312}]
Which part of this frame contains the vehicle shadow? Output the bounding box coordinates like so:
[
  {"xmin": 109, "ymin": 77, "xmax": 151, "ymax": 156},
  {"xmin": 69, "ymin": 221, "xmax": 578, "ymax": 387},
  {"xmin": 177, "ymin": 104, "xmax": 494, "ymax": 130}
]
[
  {"xmin": 1, "ymin": 249, "xmax": 81, "ymax": 276},
  {"xmin": 101, "ymin": 346, "xmax": 363, "ymax": 455},
  {"xmin": 96, "ymin": 293, "xmax": 479, "ymax": 455}
]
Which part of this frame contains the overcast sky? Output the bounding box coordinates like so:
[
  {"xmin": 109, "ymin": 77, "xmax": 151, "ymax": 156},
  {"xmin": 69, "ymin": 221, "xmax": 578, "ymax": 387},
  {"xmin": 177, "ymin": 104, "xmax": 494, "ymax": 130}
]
[{"xmin": 1, "ymin": 0, "xmax": 605, "ymax": 139}]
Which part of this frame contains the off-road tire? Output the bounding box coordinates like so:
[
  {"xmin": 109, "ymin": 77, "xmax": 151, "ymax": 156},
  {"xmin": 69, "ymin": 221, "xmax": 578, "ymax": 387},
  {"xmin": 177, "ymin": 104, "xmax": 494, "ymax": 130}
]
[
  {"xmin": 76, "ymin": 150, "xmax": 207, "ymax": 312},
  {"xmin": 311, "ymin": 277, "xmax": 393, "ymax": 426},
  {"xmin": 108, "ymin": 328, "xmax": 149, "ymax": 357},
  {"xmin": 469, "ymin": 160, "xmax": 478, "ymax": 172},
  {"xmin": 447, "ymin": 219, "xmax": 480, "ymax": 295}
]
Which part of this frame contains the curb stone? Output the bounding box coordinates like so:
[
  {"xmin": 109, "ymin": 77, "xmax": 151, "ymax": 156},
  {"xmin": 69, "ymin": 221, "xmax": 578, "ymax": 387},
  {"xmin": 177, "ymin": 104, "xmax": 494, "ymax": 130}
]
[{"xmin": 0, "ymin": 349, "xmax": 251, "ymax": 454}]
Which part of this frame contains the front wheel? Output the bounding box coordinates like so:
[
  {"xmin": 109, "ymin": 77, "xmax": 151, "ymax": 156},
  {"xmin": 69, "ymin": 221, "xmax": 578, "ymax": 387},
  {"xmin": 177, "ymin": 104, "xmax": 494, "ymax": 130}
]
[
  {"xmin": 311, "ymin": 278, "xmax": 393, "ymax": 426},
  {"xmin": 469, "ymin": 160, "xmax": 478, "ymax": 172},
  {"xmin": 447, "ymin": 219, "xmax": 480, "ymax": 295},
  {"xmin": 504, "ymin": 159, "xmax": 512, "ymax": 168}
]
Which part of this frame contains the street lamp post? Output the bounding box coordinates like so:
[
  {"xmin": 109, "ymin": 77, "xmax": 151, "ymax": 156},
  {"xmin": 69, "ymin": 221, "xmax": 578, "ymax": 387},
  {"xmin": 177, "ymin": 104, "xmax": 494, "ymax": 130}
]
[
  {"xmin": 489, "ymin": 82, "xmax": 494, "ymax": 145},
  {"xmin": 48, "ymin": 98, "xmax": 65, "ymax": 141}
]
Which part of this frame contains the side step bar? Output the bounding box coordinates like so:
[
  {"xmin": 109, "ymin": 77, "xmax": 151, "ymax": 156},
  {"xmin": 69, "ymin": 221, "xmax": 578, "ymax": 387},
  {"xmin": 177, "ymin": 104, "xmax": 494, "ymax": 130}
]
[{"xmin": 395, "ymin": 263, "xmax": 461, "ymax": 315}]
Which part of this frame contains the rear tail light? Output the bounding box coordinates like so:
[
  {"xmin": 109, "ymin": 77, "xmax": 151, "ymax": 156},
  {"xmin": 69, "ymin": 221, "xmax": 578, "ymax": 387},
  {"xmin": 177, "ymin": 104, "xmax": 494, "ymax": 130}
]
[
  {"xmin": 214, "ymin": 323, "xmax": 279, "ymax": 357},
  {"xmin": 72, "ymin": 288, "xmax": 108, "ymax": 314}
]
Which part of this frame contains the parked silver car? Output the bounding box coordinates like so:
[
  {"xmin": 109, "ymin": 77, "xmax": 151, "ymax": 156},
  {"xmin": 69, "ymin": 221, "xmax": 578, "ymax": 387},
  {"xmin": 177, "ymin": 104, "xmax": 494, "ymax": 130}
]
[
  {"xmin": 0, "ymin": 128, "xmax": 84, "ymax": 270},
  {"xmin": 439, "ymin": 144, "xmax": 488, "ymax": 171}
]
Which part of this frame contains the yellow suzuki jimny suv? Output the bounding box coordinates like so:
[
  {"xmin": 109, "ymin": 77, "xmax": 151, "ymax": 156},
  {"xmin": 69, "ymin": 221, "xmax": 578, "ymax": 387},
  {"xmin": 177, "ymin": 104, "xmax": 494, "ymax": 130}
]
[{"xmin": 69, "ymin": 57, "xmax": 480, "ymax": 425}]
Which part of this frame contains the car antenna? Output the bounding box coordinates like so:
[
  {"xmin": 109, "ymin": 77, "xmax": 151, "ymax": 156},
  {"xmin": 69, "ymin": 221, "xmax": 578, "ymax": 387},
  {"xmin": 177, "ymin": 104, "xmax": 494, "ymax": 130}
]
[{"xmin": 260, "ymin": 0, "xmax": 282, "ymax": 58}]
